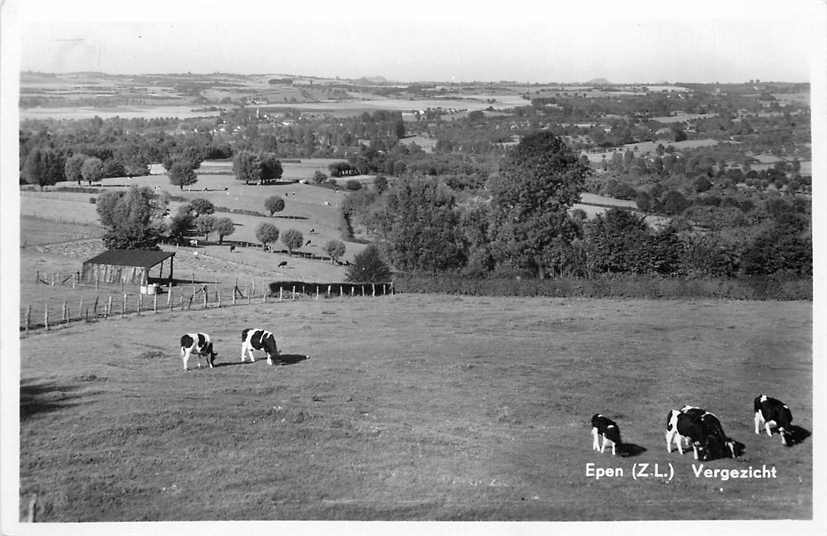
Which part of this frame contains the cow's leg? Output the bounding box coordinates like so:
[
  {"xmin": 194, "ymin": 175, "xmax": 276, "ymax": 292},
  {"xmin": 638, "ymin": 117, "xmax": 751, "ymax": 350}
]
[
  {"xmin": 240, "ymin": 342, "xmax": 247, "ymax": 362},
  {"xmin": 765, "ymin": 421, "xmax": 774, "ymax": 437},
  {"xmin": 692, "ymin": 443, "xmax": 699, "ymax": 460},
  {"xmin": 611, "ymin": 440, "xmax": 616, "ymax": 456},
  {"xmin": 592, "ymin": 428, "xmax": 599, "ymax": 451},
  {"xmin": 665, "ymin": 430, "xmax": 673, "ymax": 453},
  {"xmin": 754, "ymin": 412, "xmax": 763, "ymax": 434},
  {"xmin": 182, "ymin": 348, "xmax": 191, "ymax": 370},
  {"xmin": 676, "ymin": 434, "xmax": 685, "ymax": 455},
  {"xmin": 779, "ymin": 428, "xmax": 788, "ymax": 446},
  {"xmin": 267, "ymin": 353, "xmax": 273, "ymax": 366},
  {"xmin": 600, "ymin": 434, "xmax": 607, "ymax": 453}
]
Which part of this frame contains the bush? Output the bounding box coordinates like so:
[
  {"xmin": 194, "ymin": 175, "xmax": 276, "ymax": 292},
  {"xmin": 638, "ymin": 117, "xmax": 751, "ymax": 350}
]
[
  {"xmin": 89, "ymin": 196, "xmax": 97, "ymax": 204},
  {"xmin": 346, "ymin": 244, "xmax": 392, "ymax": 282},
  {"xmin": 325, "ymin": 240, "xmax": 346, "ymax": 263},
  {"xmin": 345, "ymin": 179, "xmax": 363, "ymax": 191}
]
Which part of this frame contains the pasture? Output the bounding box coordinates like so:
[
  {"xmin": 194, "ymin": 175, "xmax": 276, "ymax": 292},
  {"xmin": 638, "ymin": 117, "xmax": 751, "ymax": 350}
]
[{"xmin": 19, "ymin": 295, "xmax": 811, "ymax": 521}]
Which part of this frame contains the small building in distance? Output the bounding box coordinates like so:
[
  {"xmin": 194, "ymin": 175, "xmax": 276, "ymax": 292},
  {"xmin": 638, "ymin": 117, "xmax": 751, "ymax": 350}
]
[{"xmin": 81, "ymin": 250, "xmax": 175, "ymax": 287}]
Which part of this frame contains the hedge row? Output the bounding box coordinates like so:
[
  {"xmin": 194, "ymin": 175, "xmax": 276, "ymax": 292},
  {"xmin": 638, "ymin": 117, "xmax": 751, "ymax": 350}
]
[{"xmin": 392, "ymin": 274, "xmax": 812, "ymax": 301}]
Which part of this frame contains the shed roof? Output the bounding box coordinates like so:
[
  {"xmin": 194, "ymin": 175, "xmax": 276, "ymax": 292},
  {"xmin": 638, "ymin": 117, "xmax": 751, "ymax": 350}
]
[{"xmin": 83, "ymin": 249, "xmax": 175, "ymax": 268}]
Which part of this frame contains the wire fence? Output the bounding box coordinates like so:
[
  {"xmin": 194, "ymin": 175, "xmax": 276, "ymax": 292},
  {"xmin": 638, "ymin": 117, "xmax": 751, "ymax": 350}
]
[{"xmin": 20, "ymin": 279, "xmax": 395, "ymax": 333}]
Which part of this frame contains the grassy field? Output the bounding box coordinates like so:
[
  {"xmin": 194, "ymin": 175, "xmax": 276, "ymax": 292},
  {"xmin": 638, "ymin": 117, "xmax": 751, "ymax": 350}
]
[{"xmin": 19, "ymin": 295, "xmax": 811, "ymax": 521}]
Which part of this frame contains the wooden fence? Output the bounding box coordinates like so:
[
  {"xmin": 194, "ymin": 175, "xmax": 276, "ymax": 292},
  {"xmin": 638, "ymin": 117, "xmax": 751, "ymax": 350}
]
[{"xmin": 20, "ymin": 279, "xmax": 394, "ymax": 333}]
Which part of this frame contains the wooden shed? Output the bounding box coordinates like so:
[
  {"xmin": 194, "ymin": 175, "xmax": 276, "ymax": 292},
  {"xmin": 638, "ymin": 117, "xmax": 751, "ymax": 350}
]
[{"xmin": 81, "ymin": 250, "xmax": 175, "ymax": 286}]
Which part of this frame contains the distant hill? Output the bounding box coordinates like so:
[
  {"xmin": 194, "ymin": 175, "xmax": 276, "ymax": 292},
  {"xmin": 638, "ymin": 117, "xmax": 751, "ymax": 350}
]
[
  {"xmin": 355, "ymin": 76, "xmax": 389, "ymax": 85},
  {"xmin": 586, "ymin": 78, "xmax": 611, "ymax": 85}
]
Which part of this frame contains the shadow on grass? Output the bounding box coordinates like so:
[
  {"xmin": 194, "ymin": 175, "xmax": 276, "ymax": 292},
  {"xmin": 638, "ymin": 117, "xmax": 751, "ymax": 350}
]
[
  {"xmin": 20, "ymin": 380, "xmax": 85, "ymax": 420},
  {"xmin": 618, "ymin": 443, "xmax": 647, "ymax": 457},
  {"xmin": 784, "ymin": 425, "xmax": 811, "ymax": 446},
  {"xmin": 212, "ymin": 355, "xmax": 309, "ymax": 368},
  {"xmin": 213, "ymin": 360, "xmax": 255, "ymax": 368}
]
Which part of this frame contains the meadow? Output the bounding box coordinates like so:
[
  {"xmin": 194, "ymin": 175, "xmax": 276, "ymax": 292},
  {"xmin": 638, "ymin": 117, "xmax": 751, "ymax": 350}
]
[{"xmin": 19, "ymin": 295, "xmax": 812, "ymax": 521}]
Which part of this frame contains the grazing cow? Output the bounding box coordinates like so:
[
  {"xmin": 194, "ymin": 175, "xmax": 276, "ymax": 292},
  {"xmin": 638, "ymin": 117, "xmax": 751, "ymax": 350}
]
[
  {"xmin": 241, "ymin": 328, "xmax": 280, "ymax": 365},
  {"xmin": 754, "ymin": 395, "xmax": 793, "ymax": 445},
  {"xmin": 591, "ymin": 414, "xmax": 622, "ymax": 455},
  {"xmin": 179, "ymin": 332, "xmax": 217, "ymax": 370},
  {"xmin": 189, "ymin": 239, "xmax": 199, "ymax": 247},
  {"xmin": 278, "ymin": 261, "xmax": 287, "ymax": 267},
  {"xmin": 666, "ymin": 406, "xmax": 736, "ymax": 460}
]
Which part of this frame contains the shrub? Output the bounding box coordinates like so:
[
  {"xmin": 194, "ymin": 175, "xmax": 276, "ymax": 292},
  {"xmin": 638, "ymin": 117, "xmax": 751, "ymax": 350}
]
[
  {"xmin": 313, "ymin": 170, "xmax": 328, "ymax": 184},
  {"xmin": 89, "ymin": 196, "xmax": 97, "ymax": 204},
  {"xmin": 346, "ymin": 244, "xmax": 392, "ymax": 282},
  {"xmin": 345, "ymin": 179, "xmax": 363, "ymax": 191}
]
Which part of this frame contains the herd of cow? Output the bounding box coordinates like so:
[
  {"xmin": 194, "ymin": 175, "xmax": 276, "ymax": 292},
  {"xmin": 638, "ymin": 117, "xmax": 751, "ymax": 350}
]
[
  {"xmin": 179, "ymin": 329, "xmax": 290, "ymax": 370},
  {"xmin": 591, "ymin": 395, "xmax": 796, "ymax": 460}
]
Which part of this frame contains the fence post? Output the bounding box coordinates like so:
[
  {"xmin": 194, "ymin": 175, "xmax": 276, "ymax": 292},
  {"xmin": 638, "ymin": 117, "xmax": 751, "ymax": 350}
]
[
  {"xmin": 62, "ymin": 301, "xmax": 67, "ymax": 324},
  {"xmin": 51, "ymin": 273, "xmax": 55, "ymax": 287},
  {"xmin": 316, "ymin": 285, "xmax": 319, "ymax": 300},
  {"xmin": 122, "ymin": 294, "xmax": 127, "ymax": 317},
  {"xmin": 107, "ymin": 296, "xmax": 112, "ymax": 318},
  {"xmin": 203, "ymin": 287, "xmax": 208, "ymax": 309},
  {"xmin": 191, "ymin": 272, "xmax": 195, "ymax": 285},
  {"xmin": 93, "ymin": 296, "xmax": 99, "ymax": 318},
  {"xmin": 252, "ymin": 280, "xmax": 256, "ymax": 296},
  {"xmin": 232, "ymin": 287, "xmax": 237, "ymax": 306},
  {"xmin": 44, "ymin": 304, "xmax": 49, "ymax": 330},
  {"xmin": 79, "ymin": 297, "xmax": 84, "ymax": 320},
  {"xmin": 351, "ymin": 286, "xmax": 355, "ymax": 297},
  {"xmin": 292, "ymin": 285, "xmax": 296, "ymax": 300},
  {"xmin": 26, "ymin": 305, "xmax": 31, "ymax": 333},
  {"xmin": 391, "ymin": 281, "xmax": 395, "ymax": 295},
  {"xmin": 372, "ymin": 283, "xmax": 376, "ymax": 297},
  {"xmin": 35, "ymin": 270, "xmax": 39, "ymax": 284},
  {"xmin": 95, "ymin": 272, "xmax": 99, "ymax": 290},
  {"xmin": 247, "ymin": 287, "xmax": 251, "ymax": 305},
  {"xmin": 340, "ymin": 285, "xmax": 343, "ymax": 298},
  {"xmin": 72, "ymin": 273, "xmax": 76, "ymax": 289},
  {"xmin": 279, "ymin": 287, "xmax": 283, "ymax": 301},
  {"xmin": 180, "ymin": 296, "xmax": 185, "ymax": 310},
  {"xmin": 263, "ymin": 291, "xmax": 267, "ymax": 304},
  {"xmin": 327, "ymin": 284, "xmax": 331, "ymax": 297},
  {"xmin": 153, "ymin": 293, "xmax": 158, "ymax": 313},
  {"xmin": 138, "ymin": 294, "xmax": 142, "ymax": 315},
  {"xmin": 169, "ymin": 289, "xmax": 174, "ymax": 312},
  {"xmin": 85, "ymin": 307, "xmax": 89, "ymax": 322},
  {"xmin": 217, "ymin": 287, "xmax": 222, "ymax": 308}
]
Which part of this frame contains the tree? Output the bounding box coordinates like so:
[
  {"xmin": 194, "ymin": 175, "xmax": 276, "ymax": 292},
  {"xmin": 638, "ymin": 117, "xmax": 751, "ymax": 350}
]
[
  {"xmin": 168, "ymin": 160, "xmax": 198, "ymax": 190},
  {"xmin": 23, "ymin": 148, "xmax": 63, "ymax": 189},
  {"xmin": 264, "ymin": 195, "xmax": 285, "ymax": 216},
  {"xmin": 661, "ymin": 190, "xmax": 690, "ymax": 215},
  {"xmin": 234, "ymin": 150, "xmax": 262, "ymax": 184},
  {"xmin": 371, "ymin": 176, "xmax": 466, "ymax": 273},
  {"xmin": 194, "ymin": 214, "xmax": 216, "ymax": 241},
  {"xmin": 374, "ymin": 175, "xmax": 388, "ymax": 193},
  {"xmin": 325, "ymin": 240, "xmax": 346, "ymax": 264},
  {"xmin": 694, "ymin": 175, "xmax": 713, "ymax": 193},
  {"xmin": 346, "ymin": 244, "xmax": 392, "ymax": 282},
  {"xmin": 80, "ymin": 157, "xmax": 104, "ymax": 185},
  {"xmin": 96, "ymin": 186, "xmax": 166, "ymax": 249},
  {"xmin": 487, "ymin": 131, "xmax": 590, "ymax": 278},
  {"xmin": 635, "ymin": 190, "xmax": 652, "ymax": 212},
  {"xmin": 65, "ymin": 154, "xmax": 87, "ymax": 185},
  {"xmin": 313, "ymin": 170, "xmax": 328, "ymax": 184},
  {"xmin": 255, "ymin": 222, "xmax": 280, "ymax": 249},
  {"xmin": 259, "ymin": 153, "xmax": 283, "ymax": 184},
  {"xmin": 345, "ymin": 179, "xmax": 362, "ymax": 191},
  {"xmin": 214, "ymin": 217, "xmax": 235, "ymax": 244},
  {"xmin": 189, "ymin": 198, "xmax": 215, "ymax": 216},
  {"xmin": 281, "ymin": 229, "xmax": 304, "ymax": 255}
]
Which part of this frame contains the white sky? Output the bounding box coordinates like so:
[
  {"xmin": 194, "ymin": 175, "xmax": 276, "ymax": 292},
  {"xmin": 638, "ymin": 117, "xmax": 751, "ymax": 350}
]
[{"xmin": 13, "ymin": 0, "xmax": 825, "ymax": 83}]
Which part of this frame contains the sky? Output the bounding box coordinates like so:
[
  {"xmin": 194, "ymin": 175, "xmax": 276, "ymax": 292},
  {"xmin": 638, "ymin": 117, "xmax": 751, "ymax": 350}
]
[{"xmin": 11, "ymin": 0, "xmax": 825, "ymax": 83}]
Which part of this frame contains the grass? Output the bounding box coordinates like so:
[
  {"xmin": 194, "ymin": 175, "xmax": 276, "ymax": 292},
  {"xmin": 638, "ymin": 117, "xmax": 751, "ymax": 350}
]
[{"xmin": 19, "ymin": 295, "xmax": 812, "ymax": 521}]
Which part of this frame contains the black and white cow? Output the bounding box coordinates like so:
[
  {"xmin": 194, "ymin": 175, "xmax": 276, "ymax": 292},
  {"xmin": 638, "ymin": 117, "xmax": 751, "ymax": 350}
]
[
  {"xmin": 241, "ymin": 328, "xmax": 280, "ymax": 365},
  {"xmin": 591, "ymin": 414, "xmax": 622, "ymax": 455},
  {"xmin": 179, "ymin": 332, "xmax": 217, "ymax": 370},
  {"xmin": 754, "ymin": 394, "xmax": 793, "ymax": 445},
  {"xmin": 666, "ymin": 405, "xmax": 736, "ymax": 460}
]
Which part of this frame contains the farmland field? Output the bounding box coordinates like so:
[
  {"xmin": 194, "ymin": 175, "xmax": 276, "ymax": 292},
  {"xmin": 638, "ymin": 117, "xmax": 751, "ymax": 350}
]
[{"xmin": 19, "ymin": 295, "xmax": 811, "ymax": 521}]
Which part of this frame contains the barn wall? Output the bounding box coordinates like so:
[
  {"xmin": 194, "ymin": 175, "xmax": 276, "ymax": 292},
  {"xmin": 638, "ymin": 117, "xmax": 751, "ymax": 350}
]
[{"xmin": 81, "ymin": 263, "xmax": 148, "ymax": 285}]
